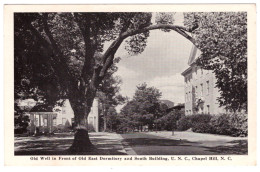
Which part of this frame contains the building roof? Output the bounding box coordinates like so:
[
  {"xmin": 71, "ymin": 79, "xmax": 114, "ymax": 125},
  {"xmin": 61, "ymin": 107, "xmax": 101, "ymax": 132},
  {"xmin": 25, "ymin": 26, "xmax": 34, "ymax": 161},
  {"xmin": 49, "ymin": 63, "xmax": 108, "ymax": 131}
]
[
  {"xmin": 166, "ymin": 103, "xmax": 185, "ymax": 113},
  {"xmin": 181, "ymin": 45, "xmax": 201, "ymax": 76},
  {"xmin": 181, "ymin": 66, "xmax": 192, "ymax": 76},
  {"xmin": 30, "ymin": 104, "xmax": 54, "ymax": 112},
  {"xmin": 160, "ymin": 100, "xmax": 174, "ymax": 108}
]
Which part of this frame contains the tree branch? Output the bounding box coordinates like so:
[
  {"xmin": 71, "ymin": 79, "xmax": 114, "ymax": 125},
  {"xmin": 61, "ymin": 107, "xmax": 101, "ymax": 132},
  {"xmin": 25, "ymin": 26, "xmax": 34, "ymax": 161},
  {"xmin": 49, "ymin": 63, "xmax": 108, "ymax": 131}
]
[
  {"xmin": 99, "ymin": 24, "xmax": 196, "ymax": 79},
  {"xmin": 73, "ymin": 13, "xmax": 95, "ymax": 82},
  {"xmin": 121, "ymin": 24, "xmax": 196, "ymax": 44}
]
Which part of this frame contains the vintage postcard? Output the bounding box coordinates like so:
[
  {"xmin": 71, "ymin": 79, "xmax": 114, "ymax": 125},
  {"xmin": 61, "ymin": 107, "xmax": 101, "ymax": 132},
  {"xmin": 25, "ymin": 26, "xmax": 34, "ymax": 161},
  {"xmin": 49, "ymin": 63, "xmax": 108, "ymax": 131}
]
[{"xmin": 4, "ymin": 4, "xmax": 256, "ymax": 166}]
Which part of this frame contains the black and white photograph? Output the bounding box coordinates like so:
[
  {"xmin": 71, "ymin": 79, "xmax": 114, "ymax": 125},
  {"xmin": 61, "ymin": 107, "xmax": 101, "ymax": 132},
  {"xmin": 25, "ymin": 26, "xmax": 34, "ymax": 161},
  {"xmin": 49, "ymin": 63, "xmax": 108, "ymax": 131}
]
[{"xmin": 3, "ymin": 4, "xmax": 257, "ymax": 166}]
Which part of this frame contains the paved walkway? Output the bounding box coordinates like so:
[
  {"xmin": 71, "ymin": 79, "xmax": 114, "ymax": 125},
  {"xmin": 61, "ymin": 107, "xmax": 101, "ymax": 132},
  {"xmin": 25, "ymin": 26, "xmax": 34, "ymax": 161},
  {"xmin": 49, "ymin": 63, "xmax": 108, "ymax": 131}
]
[
  {"xmin": 15, "ymin": 132, "xmax": 127, "ymax": 155},
  {"xmin": 14, "ymin": 131, "xmax": 248, "ymax": 155}
]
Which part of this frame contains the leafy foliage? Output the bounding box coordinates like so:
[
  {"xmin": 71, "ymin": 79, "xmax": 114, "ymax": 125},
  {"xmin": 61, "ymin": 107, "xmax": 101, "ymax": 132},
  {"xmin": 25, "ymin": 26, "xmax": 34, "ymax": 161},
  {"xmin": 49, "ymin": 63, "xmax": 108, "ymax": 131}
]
[
  {"xmin": 190, "ymin": 114, "xmax": 213, "ymax": 133},
  {"xmin": 119, "ymin": 83, "xmax": 163, "ymax": 130},
  {"xmin": 177, "ymin": 113, "xmax": 248, "ymax": 137},
  {"xmin": 14, "ymin": 103, "xmax": 30, "ymax": 134},
  {"xmin": 210, "ymin": 113, "xmax": 248, "ymax": 136},
  {"xmin": 184, "ymin": 12, "xmax": 247, "ymax": 112},
  {"xmin": 177, "ymin": 116, "xmax": 192, "ymax": 131},
  {"xmin": 155, "ymin": 109, "xmax": 184, "ymax": 131}
]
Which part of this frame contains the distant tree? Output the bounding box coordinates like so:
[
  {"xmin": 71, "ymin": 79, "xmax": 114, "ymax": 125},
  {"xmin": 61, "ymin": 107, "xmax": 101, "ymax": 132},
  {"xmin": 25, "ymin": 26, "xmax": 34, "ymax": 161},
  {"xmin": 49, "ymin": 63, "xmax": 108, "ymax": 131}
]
[
  {"xmin": 155, "ymin": 109, "xmax": 184, "ymax": 131},
  {"xmin": 184, "ymin": 12, "xmax": 247, "ymax": 112},
  {"xmin": 97, "ymin": 66, "xmax": 126, "ymax": 131},
  {"xmin": 120, "ymin": 83, "xmax": 163, "ymax": 130},
  {"xmin": 105, "ymin": 107, "xmax": 122, "ymax": 132},
  {"xmin": 14, "ymin": 102, "xmax": 30, "ymax": 134}
]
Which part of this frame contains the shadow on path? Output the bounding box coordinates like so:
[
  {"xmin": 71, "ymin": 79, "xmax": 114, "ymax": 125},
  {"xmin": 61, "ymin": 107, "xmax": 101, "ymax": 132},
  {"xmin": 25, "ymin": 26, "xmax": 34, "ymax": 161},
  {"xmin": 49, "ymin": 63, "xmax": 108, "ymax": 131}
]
[{"xmin": 15, "ymin": 133, "xmax": 127, "ymax": 155}]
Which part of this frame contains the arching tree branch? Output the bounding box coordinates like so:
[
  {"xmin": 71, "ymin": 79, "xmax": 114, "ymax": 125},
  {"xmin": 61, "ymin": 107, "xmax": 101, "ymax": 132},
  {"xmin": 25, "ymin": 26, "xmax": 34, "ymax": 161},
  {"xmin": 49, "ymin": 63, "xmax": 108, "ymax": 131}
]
[
  {"xmin": 121, "ymin": 24, "xmax": 196, "ymax": 44},
  {"xmin": 99, "ymin": 24, "xmax": 196, "ymax": 78}
]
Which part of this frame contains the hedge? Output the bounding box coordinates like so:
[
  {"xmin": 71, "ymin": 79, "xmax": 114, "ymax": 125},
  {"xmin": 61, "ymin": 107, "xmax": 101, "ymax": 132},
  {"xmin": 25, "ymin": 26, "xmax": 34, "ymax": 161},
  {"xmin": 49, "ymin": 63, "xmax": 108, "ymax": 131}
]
[{"xmin": 176, "ymin": 113, "xmax": 247, "ymax": 137}]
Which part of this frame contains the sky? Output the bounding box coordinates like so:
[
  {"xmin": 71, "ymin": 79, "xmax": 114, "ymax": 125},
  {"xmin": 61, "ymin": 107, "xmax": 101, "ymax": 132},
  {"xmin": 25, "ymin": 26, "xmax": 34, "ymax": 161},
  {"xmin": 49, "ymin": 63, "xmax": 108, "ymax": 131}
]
[{"xmin": 104, "ymin": 13, "xmax": 193, "ymax": 106}]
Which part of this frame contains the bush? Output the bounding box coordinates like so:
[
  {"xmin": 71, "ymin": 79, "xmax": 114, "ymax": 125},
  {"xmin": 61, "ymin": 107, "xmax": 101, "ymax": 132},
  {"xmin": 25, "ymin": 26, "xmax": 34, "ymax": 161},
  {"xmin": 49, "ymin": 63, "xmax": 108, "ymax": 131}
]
[
  {"xmin": 190, "ymin": 114, "xmax": 213, "ymax": 133},
  {"xmin": 156, "ymin": 110, "xmax": 183, "ymax": 131},
  {"xmin": 210, "ymin": 113, "xmax": 247, "ymax": 137},
  {"xmin": 210, "ymin": 114, "xmax": 232, "ymax": 135},
  {"xmin": 230, "ymin": 113, "xmax": 248, "ymax": 137},
  {"xmin": 177, "ymin": 116, "xmax": 192, "ymax": 131},
  {"xmin": 176, "ymin": 113, "xmax": 247, "ymax": 137}
]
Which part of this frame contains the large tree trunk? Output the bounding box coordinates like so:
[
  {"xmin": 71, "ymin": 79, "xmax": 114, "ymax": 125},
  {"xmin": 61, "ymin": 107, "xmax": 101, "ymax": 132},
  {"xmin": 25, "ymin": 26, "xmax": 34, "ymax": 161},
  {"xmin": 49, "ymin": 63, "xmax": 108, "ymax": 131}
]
[
  {"xmin": 68, "ymin": 103, "xmax": 96, "ymax": 153},
  {"xmin": 68, "ymin": 82, "xmax": 98, "ymax": 154}
]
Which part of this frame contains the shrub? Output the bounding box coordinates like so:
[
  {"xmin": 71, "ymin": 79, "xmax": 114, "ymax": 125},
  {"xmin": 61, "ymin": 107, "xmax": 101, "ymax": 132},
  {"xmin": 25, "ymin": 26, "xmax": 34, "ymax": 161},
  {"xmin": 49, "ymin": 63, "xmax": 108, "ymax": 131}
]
[
  {"xmin": 228, "ymin": 113, "xmax": 248, "ymax": 137},
  {"xmin": 176, "ymin": 113, "xmax": 247, "ymax": 137},
  {"xmin": 209, "ymin": 113, "xmax": 248, "ymax": 137},
  {"xmin": 190, "ymin": 114, "xmax": 213, "ymax": 133},
  {"xmin": 177, "ymin": 116, "xmax": 192, "ymax": 131},
  {"xmin": 211, "ymin": 113, "xmax": 248, "ymax": 136},
  {"xmin": 210, "ymin": 114, "xmax": 232, "ymax": 135},
  {"xmin": 156, "ymin": 110, "xmax": 183, "ymax": 131}
]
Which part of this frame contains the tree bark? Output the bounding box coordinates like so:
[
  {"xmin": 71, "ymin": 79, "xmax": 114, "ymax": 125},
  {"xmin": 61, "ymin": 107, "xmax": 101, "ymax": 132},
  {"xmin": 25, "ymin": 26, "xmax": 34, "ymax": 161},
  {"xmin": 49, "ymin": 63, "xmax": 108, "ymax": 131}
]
[
  {"xmin": 68, "ymin": 80, "xmax": 99, "ymax": 153},
  {"xmin": 68, "ymin": 100, "xmax": 96, "ymax": 153}
]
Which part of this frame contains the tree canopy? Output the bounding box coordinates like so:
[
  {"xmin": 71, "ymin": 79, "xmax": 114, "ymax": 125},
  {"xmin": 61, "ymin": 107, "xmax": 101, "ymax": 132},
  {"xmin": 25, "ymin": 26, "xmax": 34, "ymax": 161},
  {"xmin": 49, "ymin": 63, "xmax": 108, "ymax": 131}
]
[
  {"xmin": 184, "ymin": 12, "xmax": 247, "ymax": 112},
  {"xmin": 119, "ymin": 83, "xmax": 165, "ymax": 130}
]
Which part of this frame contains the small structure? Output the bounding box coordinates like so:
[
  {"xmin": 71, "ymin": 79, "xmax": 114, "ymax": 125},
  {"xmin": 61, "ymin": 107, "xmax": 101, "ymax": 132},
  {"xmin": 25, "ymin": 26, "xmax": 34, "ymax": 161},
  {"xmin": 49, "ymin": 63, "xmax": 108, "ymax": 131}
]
[
  {"xmin": 18, "ymin": 98, "xmax": 100, "ymax": 134},
  {"xmin": 28, "ymin": 99, "xmax": 74, "ymax": 135},
  {"xmin": 28, "ymin": 105, "xmax": 58, "ymax": 135}
]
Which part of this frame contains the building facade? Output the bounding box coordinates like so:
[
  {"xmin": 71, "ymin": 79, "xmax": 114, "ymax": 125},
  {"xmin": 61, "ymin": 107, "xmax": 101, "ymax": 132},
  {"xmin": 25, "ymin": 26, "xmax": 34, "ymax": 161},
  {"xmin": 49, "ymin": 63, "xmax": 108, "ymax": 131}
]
[
  {"xmin": 87, "ymin": 98, "xmax": 99, "ymax": 132},
  {"xmin": 18, "ymin": 98, "xmax": 100, "ymax": 134},
  {"xmin": 181, "ymin": 46, "xmax": 225, "ymax": 115}
]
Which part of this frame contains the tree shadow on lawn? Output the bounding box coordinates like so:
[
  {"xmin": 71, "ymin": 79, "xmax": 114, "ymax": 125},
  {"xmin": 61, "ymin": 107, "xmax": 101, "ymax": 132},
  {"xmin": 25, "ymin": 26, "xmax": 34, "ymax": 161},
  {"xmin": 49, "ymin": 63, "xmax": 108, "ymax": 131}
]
[
  {"xmin": 202, "ymin": 140, "xmax": 248, "ymax": 155},
  {"xmin": 122, "ymin": 137, "xmax": 198, "ymax": 147},
  {"xmin": 121, "ymin": 136, "xmax": 247, "ymax": 155},
  {"xmin": 15, "ymin": 134, "xmax": 127, "ymax": 155}
]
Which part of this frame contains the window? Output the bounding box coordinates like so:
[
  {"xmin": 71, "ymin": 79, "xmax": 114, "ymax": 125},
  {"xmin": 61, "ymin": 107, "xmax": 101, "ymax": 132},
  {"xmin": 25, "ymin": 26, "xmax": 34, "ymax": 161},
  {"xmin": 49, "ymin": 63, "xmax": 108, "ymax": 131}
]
[
  {"xmin": 207, "ymin": 105, "xmax": 210, "ymax": 114},
  {"xmin": 201, "ymin": 68, "xmax": 203, "ymax": 75},
  {"xmin": 200, "ymin": 83, "xmax": 203, "ymax": 96},
  {"xmin": 185, "ymin": 93, "xmax": 188, "ymax": 102},
  {"xmin": 189, "ymin": 91, "xmax": 191, "ymax": 102},
  {"xmin": 206, "ymin": 81, "xmax": 209, "ymax": 95}
]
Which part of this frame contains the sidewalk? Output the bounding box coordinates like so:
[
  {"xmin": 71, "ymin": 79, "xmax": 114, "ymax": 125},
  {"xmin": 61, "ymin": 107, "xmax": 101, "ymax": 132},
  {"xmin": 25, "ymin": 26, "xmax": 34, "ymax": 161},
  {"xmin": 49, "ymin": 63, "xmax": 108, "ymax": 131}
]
[
  {"xmin": 147, "ymin": 131, "xmax": 247, "ymax": 147},
  {"xmin": 89, "ymin": 132, "xmax": 127, "ymax": 155},
  {"xmin": 15, "ymin": 132, "xmax": 127, "ymax": 155}
]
